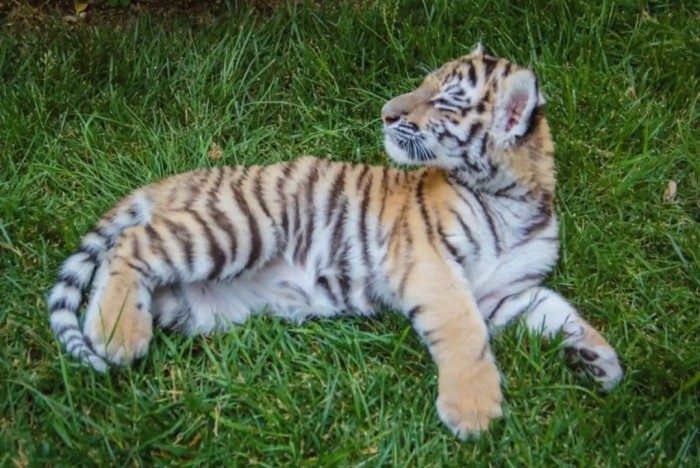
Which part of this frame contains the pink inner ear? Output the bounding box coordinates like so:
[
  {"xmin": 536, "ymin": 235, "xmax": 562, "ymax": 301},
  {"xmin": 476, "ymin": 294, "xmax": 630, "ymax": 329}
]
[
  {"xmin": 506, "ymin": 103, "xmax": 523, "ymax": 132},
  {"xmin": 505, "ymin": 90, "xmax": 527, "ymax": 132}
]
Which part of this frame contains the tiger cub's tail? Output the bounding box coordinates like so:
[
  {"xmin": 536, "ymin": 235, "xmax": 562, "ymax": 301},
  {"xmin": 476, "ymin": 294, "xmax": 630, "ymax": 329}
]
[{"xmin": 48, "ymin": 192, "xmax": 153, "ymax": 371}]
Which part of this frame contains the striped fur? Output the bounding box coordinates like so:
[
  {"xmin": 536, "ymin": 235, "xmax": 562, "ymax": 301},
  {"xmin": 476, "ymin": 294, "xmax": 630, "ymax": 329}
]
[{"xmin": 48, "ymin": 45, "xmax": 622, "ymax": 439}]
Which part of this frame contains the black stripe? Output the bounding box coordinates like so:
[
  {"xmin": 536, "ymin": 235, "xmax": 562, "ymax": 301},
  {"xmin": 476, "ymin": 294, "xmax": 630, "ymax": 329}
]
[
  {"xmin": 125, "ymin": 259, "xmax": 150, "ymax": 278},
  {"xmin": 472, "ymin": 192, "xmax": 502, "ymax": 254},
  {"xmin": 493, "ymin": 182, "xmax": 517, "ymax": 198},
  {"xmin": 397, "ymin": 261, "xmax": 414, "ymax": 299},
  {"xmin": 407, "ymin": 305, "xmax": 422, "ymax": 321},
  {"xmin": 427, "ymin": 338, "xmax": 443, "ymax": 348},
  {"xmin": 128, "ymin": 205, "xmax": 139, "ymax": 220},
  {"xmin": 449, "ymin": 208, "xmax": 480, "ymax": 255},
  {"xmin": 479, "ymin": 133, "xmax": 490, "ymax": 158},
  {"xmin": 317, "ymin": 275, "xmax": 341, "ymax": 307},
  {"xmin": 252, "ymin": 167, "xmax": 273, "ymax": 219},
  {"xmin": 464, "ymin": 122, "xmax": 483, "ymax": 147},
  {"xmin": 184, "ymin": 170, "xmax": 207, "ymax": 210},
  {"xmin": 502, "ymin": 62, "xmax": 512, "ymax": 77},
  {"xmin": 238, "ymin": 166, "xmax": 251, "ymax": 183},
  {"xmin": 488, "ymin": 294, "xmax": 515, "ymax": 321},
  {"xmin": 48, "ymin": 298, "xmax": 74, "ymax": 313},
  {"xmin": 325, "ymin": 165, "xmax": 347, "ymax": 225},
  {"xmin": 519, "ymin": 105, "xmax": 544, "ymax": 142},
  {"xmin": 449, "ymin": 182, "xmax": 479, "ymax": 218},
  {"xmin": 144, "ymin": 224, "xmax": 175, "ymax": 272},
  {"xmin": 337, "ymin": 243, "xmax": 352, "ymax": 304},
  {"xmin": 290, "ymin": 194, "xmax": 302, "ymax": 261},
  {"xmin": 295, "ymin": 161, "xmax": 321, "ymax": 264},
  {"xmin": 280, "ymin": 200, "xmax": 290, "ymax": 238},
  {"xmin": 401, "ymin": 208, "xmax": 413, "ymax": 248},
  {"xmin": 467, "ymin": 65, "xmax": 477, "ymax": 86},
  {"xmin": 331, "ymin": 197, "xmax": 348, "ymax": 254},
  {"xmin": 424, "ymin": 330, "xmax": 445, "ymax": 349},
  {"xmin": 276, "ymin": 165, "xmax": 294, "ymax": 236},
  {"xmin": 513, "ymin": 272, "xmax": 547, "ymax": 285},
  {"xmin": 521, "ymin": 196, "xmax": 553, "ymax": 239},
  {"xmin": 205, "ymin": 168, "xmax": 232, "ymax": 270},
  {"xmin": 279, "ymin": 281, "xmax": 311, "ymax": 305},
  {"xmin": 161, "ymin": 218, "xmax": 194, "ymax": 273},
  {"xmin": 232, "ymin": 182, "xmax": 262, "ymax": 272},
  {"xmin": 355, "ymin": 165, "xmax": 371, "ymax": 192},
  {"xmin": 465, "ymin": 159, "xmax": 480, "ymax": 172},
  {"xmin": 330, "ymin": 205, "xmax": 350, "ymax": 305},
  {"xmin": 206, "ymin": 170, "xmax": 237, "ymax": 274},
  {"xmin": 51, "ymin": 321, "xmax": 80, "ymax": 340},
  {"xmin": 207, "ymin": 201, "xmax": 238, "ymax": 270},
  {"xmin": 488, "ymin": 292, "xmax": 548, "ymax": 325},
  {"xmin": 77, "ymin": 243, "xmax": 100, "ymax": 265},
  {"xmin": 482, "ymin": 57, "xmax": 497, "ymax": 78},
  {"xmin": 436, "ymin": 220, "xmax": 466, "ymax": 265},
  {"xmin": 128, "ymin": 231, "xmax": 154, "ymax": 279},
  {"xmin": 359, "ymin": 172, "xmax": 373, "ymax": 269},
  {"xmin": 187, "ymin": 208, "xmax": 226, "ymax": 280},
  {"xmin": 291, "ymin": 186, "xmax": 302, "ymax": 236},
  {"xmin": 376, "ymin": 167, "xmax": 391, "ymax": 244},
  {"xmin": 416, "ymin": 173, "xmax": 434, "ymax": 244},
  {"xmin": 58, "ymin": 271, "xmax": 84, "ymax": 290},
  {"xmin": 64, "ymin": 334, "xmax": 83, "ymax": 350},
  {"xmin": 478, "ymin": 343, "xmax": 489, "ymax": 360},
  {"xmin": 529, "ymin": 294, "xmax": 548, "ymax": 313}
]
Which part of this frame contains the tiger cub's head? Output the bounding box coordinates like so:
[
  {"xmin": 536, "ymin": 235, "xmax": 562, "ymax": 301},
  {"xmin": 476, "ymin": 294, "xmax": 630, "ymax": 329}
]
[{"xmin": 382, "ymin": 44, "xmax": 554, "ymax": 191}]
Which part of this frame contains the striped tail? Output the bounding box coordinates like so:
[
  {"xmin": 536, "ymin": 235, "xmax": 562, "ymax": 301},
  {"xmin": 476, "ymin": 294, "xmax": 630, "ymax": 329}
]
[{"xmin": 48, "ymin": 193, "xmax": 153, "ymax": 371}]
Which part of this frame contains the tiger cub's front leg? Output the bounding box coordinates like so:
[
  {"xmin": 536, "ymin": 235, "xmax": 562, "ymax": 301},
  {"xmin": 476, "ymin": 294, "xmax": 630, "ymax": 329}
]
[
  {"xmin": 488, "ymin": 287, "xmax": 623, "ymax": 391},
  {"xmin": 397, "ymin": 258, "xmax": 502, "ymax": 439}
]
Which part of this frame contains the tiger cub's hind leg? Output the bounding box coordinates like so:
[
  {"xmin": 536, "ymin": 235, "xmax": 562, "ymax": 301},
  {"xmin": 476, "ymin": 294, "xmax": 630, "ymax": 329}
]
[
  {"xmin": 488, "ymin": 287, "xmax": 623, "ymax": 391},
  {"xmin": 84, "ymin": 203, "xmax": 280, "ymax": 365}
]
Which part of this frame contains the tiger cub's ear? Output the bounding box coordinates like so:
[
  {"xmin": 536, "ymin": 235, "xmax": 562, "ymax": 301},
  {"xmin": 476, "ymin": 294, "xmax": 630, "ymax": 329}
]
[
  {"xmin": 493, "ymin": 69, "xmax": 545, "ymax": 148},
  {"xmin": 471, "ymin": 42, "xmax": 490, "ymax": 56}
]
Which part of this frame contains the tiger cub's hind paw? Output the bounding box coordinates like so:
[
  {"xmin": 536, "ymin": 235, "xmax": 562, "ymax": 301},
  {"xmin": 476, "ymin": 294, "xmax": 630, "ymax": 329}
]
[{"xmin": 84, "ymin": 286, "xmax": 153, "ymax": 366}]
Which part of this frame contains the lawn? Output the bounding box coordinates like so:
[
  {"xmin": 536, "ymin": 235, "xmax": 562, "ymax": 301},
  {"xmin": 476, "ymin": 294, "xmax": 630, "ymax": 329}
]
[{"xmin": 1, "ymin": 0, "xmax": 698, "ymax": 465}]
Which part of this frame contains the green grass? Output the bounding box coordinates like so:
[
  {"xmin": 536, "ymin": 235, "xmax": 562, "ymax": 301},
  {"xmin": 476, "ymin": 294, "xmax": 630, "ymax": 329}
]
[{"xmin": 1, "ymin": 0, "xmax": 698, "ymax": 465}]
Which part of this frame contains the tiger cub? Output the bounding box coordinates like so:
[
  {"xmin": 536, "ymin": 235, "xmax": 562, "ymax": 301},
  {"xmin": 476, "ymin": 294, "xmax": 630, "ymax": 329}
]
[{"xmin": 48, "ymin": 44, "xmax": 622, "ymax": 439}]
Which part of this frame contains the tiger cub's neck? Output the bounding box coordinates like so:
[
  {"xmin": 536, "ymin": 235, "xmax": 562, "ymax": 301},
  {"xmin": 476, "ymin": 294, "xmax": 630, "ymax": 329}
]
[{"xmin": 446, "ymin": 118, "xmax": 556, "ymax": 203}]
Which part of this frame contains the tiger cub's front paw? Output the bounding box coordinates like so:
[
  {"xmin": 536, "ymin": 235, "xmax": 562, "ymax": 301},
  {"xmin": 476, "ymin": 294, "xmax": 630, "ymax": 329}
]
[
  {"xmin": 563, "ymin": 322, "xmax": 623, "ymax": 392},
  {"xmin": 436, "ymin": 360, "xmax": 503, "ymax": 440}
]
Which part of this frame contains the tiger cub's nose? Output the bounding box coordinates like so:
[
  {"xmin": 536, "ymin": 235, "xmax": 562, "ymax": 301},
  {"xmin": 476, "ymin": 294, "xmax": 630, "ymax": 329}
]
[
  {"xmin": 381, "ymin": 111, "xmax": 401, "ymax": 125},
  {"xmin": 381, "ymin": 100, "xmax": 403, "ymax": 125},
  {"xmin": 381, "ymin": 85, "xmax": 434, "ymax": 126}
]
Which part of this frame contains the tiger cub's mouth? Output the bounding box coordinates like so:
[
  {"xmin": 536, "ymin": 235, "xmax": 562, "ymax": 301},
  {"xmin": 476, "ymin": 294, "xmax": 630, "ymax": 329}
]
[{"xmin": 383, "ymin": 124, "xmax": 436, "ymax": 164}]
